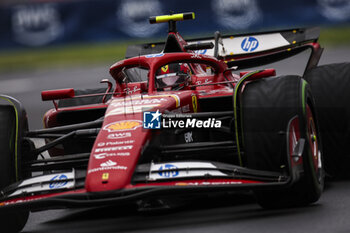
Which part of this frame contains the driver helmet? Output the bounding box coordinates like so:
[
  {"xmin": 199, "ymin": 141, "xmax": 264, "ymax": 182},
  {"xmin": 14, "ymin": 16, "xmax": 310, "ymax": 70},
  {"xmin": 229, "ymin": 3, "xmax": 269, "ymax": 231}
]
[{"xmin": 156, "ymin": 63, "xmax": 191, "ymax": 89}]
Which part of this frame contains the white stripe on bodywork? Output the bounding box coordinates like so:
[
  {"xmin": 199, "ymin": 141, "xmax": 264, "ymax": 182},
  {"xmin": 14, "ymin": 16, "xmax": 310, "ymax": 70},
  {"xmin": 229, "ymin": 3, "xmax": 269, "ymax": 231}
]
[
  {"xmin": 188, "ymin": 33, "xmax": 290, "ymax": 56},
  {"xmin": 151, "ymin": 161, "xmax": 217, "ymax": 170},
  {"xmin": 149, "ymin": 170, "xmax": 228, "ymax": 180},
  {"xmin": 9, "ymin": 181, "xmax": 75, "ymax": 197},
  {"xmin": 148, "ymin": 161, "xmax": 228, "ymax": 180},
  {"xmin": 17, "ymin": 171, "xmax": 74, "ymax": 188},
  {"xmin": 9, "ymin": 170, "xmax": 75, "ymax": 197}
]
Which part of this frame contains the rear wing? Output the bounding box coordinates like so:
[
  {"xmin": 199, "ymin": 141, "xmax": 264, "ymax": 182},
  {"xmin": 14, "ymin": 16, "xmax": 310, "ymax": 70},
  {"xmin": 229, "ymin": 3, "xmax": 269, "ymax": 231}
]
[{"xmin": 125, "ymin": 27, "xmax": 320, "ymax": 59}]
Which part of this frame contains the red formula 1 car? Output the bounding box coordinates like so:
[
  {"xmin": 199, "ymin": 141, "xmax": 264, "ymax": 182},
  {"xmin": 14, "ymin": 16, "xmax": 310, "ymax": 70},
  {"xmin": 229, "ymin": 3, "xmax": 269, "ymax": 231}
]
[{"xmin": 1, "ymin": 12, "xmax": 350, "ymax": 233}]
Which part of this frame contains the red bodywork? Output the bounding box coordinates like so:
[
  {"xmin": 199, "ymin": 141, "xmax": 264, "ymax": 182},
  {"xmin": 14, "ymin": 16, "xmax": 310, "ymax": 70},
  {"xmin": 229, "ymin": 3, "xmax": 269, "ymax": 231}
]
[{"xmin": 44, "ymin": 52, "xmax": 237, "ymax": 193}]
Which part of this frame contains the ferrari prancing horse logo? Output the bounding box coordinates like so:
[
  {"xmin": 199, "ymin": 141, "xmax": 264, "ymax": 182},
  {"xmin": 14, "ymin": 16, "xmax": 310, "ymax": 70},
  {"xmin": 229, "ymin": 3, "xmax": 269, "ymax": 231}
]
[{"xmin": 192, "ymin": 95, "xmax": 198, "ymax": 112}]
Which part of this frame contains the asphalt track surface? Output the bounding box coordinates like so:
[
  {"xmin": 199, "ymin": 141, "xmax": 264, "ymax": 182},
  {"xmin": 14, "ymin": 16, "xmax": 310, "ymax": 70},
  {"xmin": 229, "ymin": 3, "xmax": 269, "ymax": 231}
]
[
  {"xmin": 0, "ymin": 47, "xmax": 349, "ymax": 233},
  {"xmin": 21, "ymin": 181, "xmax": 350, "ymax": 233}
]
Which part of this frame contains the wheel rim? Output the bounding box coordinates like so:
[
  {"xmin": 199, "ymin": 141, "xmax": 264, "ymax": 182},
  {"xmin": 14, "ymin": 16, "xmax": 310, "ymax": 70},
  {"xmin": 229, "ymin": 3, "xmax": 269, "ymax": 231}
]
[{"xmin": 306, "ymin": 104, "xmax": 323, "ymax": 183}]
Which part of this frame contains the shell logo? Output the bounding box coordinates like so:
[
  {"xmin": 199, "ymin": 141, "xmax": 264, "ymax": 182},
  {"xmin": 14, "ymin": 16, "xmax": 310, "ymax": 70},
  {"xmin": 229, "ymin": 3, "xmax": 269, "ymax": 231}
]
[{"xmin": 103, "ymin": 120, "xmax": 142, "ymax": 132}]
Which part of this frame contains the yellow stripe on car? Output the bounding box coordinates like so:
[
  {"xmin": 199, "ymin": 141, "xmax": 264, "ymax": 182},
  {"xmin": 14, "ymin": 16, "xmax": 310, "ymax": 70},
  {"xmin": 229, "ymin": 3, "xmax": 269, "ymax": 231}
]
[{"xmin": 149, "ymin": 12, "xmax": 195, "ymax": 24}]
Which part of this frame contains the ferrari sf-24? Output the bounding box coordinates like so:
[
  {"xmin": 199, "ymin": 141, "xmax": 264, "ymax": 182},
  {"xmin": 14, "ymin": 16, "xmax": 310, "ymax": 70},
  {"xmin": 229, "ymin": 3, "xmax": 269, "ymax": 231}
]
[{"xmin": 1, "ymin": 12, "xmax": 350, "ymax": 233}]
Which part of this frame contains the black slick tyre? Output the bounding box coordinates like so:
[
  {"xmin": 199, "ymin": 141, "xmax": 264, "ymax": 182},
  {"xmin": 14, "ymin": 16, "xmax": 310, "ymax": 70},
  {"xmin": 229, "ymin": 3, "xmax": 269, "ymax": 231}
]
[
  {"xmin": 242, "ymin": 75, "xmax": 324, "ymax": 208},
  {"xmin": 0, "ymin": 105, "xmax": 29, "ymax": 233},
  {"xmin": 304, "ymin": 63, "xmax": 350, "ymax": 178}
]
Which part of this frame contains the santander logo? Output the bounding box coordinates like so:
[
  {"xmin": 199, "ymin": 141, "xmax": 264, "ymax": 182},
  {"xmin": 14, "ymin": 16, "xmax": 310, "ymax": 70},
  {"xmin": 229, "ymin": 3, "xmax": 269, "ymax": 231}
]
[{"xmin": 100, "ymin": 160, "xmax": 117, "ymax": 167}]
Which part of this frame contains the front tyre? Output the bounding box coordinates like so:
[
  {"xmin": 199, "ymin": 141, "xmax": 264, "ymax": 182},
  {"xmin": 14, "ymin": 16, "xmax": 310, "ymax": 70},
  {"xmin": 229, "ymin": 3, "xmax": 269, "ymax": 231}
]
[
  {"xmin": 0, "ymin": 212, "xmax": 29, "ymax": 233},
  {"xmin": 0, "ymin": 105, "xmax": 29, "ymax": 232},
  {"xmin": 242, "ymin": 75, "xmax": 324, "ymax": 208}
]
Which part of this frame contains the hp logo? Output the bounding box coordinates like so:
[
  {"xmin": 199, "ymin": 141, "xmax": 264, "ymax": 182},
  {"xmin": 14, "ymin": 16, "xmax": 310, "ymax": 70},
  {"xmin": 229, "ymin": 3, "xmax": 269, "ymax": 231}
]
[
  {"xmin": 241, "ymin": 37, "xmax": 259, "ymax": 52},
  {"xmin": 49, "ymin": 174, "xmax": 68, "ymax": 189},
  {"xmin": 158, "ymin": 164, "xmax": 179, "ymax": 178}
]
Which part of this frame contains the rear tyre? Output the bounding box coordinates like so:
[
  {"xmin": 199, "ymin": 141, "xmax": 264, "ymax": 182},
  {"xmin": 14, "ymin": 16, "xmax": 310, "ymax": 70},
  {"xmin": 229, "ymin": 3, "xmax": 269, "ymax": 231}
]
[
  {"xmin": 0, "ymin": 105, "xmax": 29, "ymax": 232},
  {"xmin": 304, "ymin": 63, "xmax": 350, "ymax": 178},
  {"xmin": 242, "ymin": 75, "xmax": 324, "ymax": 208}
]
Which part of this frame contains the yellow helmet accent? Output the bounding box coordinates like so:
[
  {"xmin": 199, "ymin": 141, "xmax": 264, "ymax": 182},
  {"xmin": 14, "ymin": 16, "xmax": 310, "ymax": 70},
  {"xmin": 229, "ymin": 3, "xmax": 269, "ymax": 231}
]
[{"xmin": 161, "ymin": 65, "xmax": 169, "ymax": 73}]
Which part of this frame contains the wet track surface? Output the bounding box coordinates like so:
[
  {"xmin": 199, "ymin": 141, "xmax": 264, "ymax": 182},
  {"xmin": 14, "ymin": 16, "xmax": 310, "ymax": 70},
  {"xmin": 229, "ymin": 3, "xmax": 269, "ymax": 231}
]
[
  {"xmin": 21, "ymin": 181, "xmax": 350, "ymax": 233},
  {"xmin": 0, "ymin": 47, "xmax": 349, "ymax": 232}
]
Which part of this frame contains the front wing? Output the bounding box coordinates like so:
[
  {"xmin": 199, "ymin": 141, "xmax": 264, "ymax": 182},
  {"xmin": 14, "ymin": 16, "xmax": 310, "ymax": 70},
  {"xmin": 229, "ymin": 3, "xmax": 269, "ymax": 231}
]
[{"xmin": 0, "ymin": 160, "xmax": 297, "ymax": 212}]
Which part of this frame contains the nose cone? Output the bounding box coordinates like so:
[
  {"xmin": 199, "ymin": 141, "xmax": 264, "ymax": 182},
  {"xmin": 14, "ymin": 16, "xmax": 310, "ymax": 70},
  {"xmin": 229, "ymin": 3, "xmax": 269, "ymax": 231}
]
[{"xmin": 84, "ymin": 94, "xmax": 183, "ymax": 192}]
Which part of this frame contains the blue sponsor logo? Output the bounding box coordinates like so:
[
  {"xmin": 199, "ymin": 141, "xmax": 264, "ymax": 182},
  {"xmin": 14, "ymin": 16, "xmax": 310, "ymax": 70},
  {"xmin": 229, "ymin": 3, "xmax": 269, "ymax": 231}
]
[
  {"xmin": 143, "ymin": 110, "xmax": 162, "ymax": 129},
  {"xmin": 145, "ymin": 53, "xmax": 164, "ymax": 58},
  {"xmin": 12, "ymin": 4, "xmax": 63, "ymax": 46},
  {"xmin": 194, "ymin": 42, "xmax": 207, "ymax": 55},
  {"xmin": 158, "ymin": 164, "xmax": 179, "ymax": 178},
  {"xmin": 195, "ymin": 49, "xmax": 207, "ymax": 55},
  {"xmin": 116, "ymin": 0, "xmax": 163, "ymax": 38},
  {"xmin": 241, "ymin": 37, "xmax": 259, "ymax": 52},
  {"xmin": 49, "ymin": 174, "xmax": 68, "ymax": 189}
]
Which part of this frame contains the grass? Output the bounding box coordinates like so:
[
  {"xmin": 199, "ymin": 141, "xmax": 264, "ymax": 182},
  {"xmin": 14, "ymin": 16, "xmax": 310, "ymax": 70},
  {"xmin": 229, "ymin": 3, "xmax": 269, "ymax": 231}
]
[
  {"xmin": 0, "ymin": 26, "xmax": 349, "ymax": 73},
  {"xmin": 0, "ymin": 41, "xmax": 132, "ymax": 73},
  {"xmin": 319, "ymin": 26, "xmax": 350, "ymax": 46}
]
